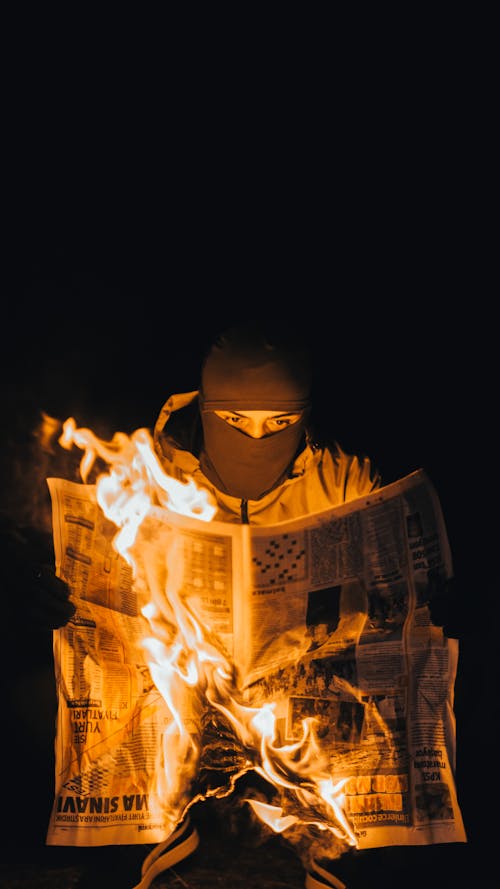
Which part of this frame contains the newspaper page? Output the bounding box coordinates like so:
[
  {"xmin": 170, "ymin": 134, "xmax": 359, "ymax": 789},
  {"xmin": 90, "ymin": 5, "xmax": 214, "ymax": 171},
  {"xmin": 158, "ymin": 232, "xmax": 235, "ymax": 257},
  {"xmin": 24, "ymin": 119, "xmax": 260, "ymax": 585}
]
[
  {"xmin": 46, "ymin": 470, "xmax": 466, "ymax": 851},
  {"xmin": 243, "ymin": 469, "xmax": 466, "ymax": 849},
  {"xmin": 45, "ymin": 477, "xmax": 245, "ymax": 846}
]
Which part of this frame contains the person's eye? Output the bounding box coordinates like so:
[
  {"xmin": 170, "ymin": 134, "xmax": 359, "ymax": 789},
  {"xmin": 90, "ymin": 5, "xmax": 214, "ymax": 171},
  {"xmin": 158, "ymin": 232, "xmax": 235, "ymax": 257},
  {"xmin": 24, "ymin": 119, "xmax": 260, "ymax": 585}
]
[
  {"xmin": 266, "ymin": 417, "xmax": 293, "ymax": 432},
  {"xmin": 224, "ymin": 415, "xmax": 243, "ymax": 425},
  {"xmin": 273, "ymin": 414, "xmax": 301, "ymax": 429}
]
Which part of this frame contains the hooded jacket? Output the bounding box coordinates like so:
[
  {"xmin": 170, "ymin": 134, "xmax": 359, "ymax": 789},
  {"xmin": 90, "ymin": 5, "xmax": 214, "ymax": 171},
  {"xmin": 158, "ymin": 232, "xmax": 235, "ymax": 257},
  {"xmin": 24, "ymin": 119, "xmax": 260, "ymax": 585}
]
[{"xmin": 153, "ymin": 391, "xmax": 382, "ymax": 526}]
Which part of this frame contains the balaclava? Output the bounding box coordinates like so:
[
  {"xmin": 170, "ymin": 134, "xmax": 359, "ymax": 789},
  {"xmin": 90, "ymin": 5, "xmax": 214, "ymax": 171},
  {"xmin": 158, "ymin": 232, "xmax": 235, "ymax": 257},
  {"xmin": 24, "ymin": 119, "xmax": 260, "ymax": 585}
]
[{"xmin": 199, "ymin": 324, "xmax": 312, "ymax": 500}]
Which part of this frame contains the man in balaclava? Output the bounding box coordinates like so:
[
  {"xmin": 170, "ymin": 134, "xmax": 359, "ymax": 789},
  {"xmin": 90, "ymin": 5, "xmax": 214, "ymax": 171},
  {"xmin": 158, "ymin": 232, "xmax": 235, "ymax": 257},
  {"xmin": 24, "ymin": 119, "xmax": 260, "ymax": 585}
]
[
  {"xmin": 47, "ymin": 323, "xmax": 460, "ymax": 889},
  {"xmin": 198, "ymin": 323, "xmax": 313, "ymax": 501},
  {"xmin": 142, "ymin": 322, "xmax": 383, "ymax": 889}
]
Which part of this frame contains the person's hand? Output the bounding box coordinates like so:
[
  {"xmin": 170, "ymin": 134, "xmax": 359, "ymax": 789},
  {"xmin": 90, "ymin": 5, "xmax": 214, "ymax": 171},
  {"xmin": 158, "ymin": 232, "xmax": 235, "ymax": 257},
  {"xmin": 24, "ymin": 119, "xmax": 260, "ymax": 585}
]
[
  {"xmin": 0, "ymin": 520, "xmax": 76, "ymax": 630},
  {"xmin": 426, "ymin": 567, "xmax": 461, "ymax": 639}
]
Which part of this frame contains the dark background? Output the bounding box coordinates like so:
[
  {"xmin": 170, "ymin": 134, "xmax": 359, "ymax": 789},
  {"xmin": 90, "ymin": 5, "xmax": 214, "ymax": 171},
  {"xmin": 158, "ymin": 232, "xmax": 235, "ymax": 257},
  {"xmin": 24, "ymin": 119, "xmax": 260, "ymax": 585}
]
[{"xmin": 1, "ymin": 29, "xmax": 496, "ymax": 883}]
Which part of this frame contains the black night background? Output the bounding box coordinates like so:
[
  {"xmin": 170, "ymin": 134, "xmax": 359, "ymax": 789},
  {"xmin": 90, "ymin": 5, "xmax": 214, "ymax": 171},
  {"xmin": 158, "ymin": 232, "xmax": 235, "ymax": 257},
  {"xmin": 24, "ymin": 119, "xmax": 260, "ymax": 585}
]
[{"xmin": 0, "ymin": 34, "xmax": 496, "ymax": 886}]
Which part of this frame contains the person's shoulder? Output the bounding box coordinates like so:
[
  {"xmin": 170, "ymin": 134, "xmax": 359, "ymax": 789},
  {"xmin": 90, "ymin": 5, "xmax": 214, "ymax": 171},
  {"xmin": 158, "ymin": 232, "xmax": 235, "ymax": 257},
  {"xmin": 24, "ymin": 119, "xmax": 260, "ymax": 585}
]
[
  {"xmin": 153, "ymin": 392, "xmax": 203, "ymax": 474},
  {"xmin": 154, "ymin": 392, "xmax": 200, "ymax": 444},
  {"xmin": 318, "ymin": 440, "xmax": 382, "ymax": 496}
]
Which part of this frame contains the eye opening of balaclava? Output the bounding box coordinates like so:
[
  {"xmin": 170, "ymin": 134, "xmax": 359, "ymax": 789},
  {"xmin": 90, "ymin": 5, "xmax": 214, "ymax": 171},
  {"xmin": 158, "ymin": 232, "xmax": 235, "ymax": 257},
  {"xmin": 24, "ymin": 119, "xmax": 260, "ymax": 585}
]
[{"xmin": 199, "ymin": 323, "xmax": 312, "ymax": 500}]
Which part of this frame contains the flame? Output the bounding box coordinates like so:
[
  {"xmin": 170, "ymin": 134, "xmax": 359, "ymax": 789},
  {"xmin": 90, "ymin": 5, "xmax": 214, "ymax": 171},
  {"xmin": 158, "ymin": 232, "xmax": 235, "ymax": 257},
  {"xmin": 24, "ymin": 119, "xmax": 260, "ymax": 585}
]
[
  {"xmin": 59, "ymin": 417, "xmax": 216, "ymax": 568},
  {"xmin": 59, "ymin": 418, "xmax": 357, "ymax": 852}
]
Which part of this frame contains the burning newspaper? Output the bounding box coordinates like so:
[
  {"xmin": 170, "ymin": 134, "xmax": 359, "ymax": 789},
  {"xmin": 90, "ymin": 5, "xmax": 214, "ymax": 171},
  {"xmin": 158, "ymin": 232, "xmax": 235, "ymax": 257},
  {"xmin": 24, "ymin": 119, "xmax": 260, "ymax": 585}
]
[{"xmin": 45, "ymin": 423, "xmax": 466, "ymax": 857}]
